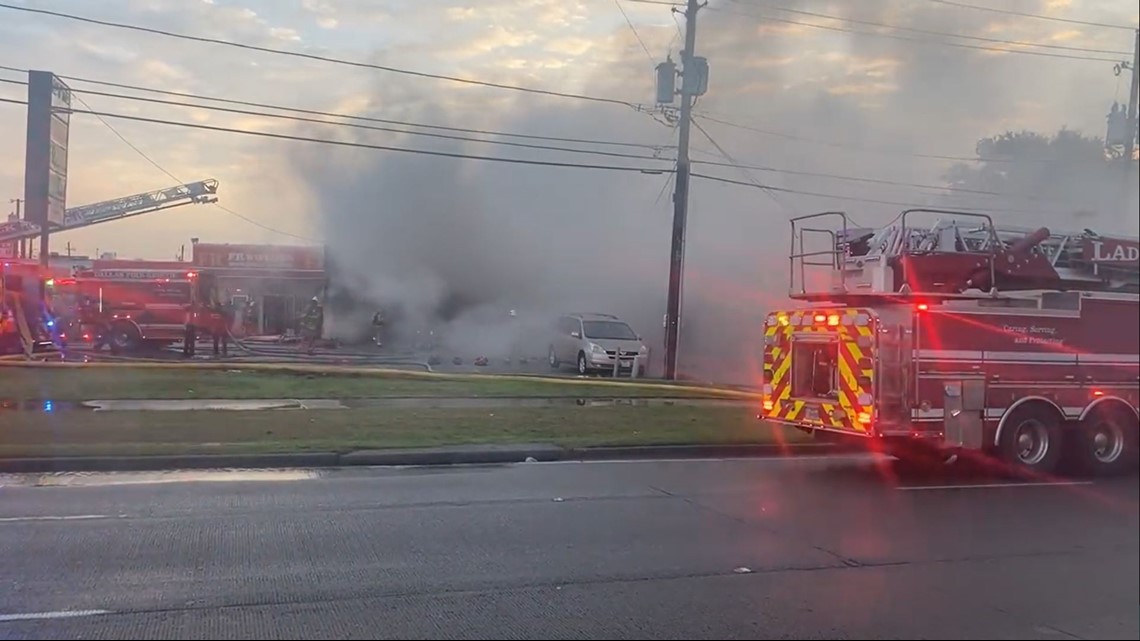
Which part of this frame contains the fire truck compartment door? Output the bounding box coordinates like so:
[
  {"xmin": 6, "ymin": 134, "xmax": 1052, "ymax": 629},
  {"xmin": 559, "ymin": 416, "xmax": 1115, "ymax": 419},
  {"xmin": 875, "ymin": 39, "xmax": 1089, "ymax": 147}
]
[{"xmin": 943, "ymin": 380, "xmax": 985, "ymax": 450}]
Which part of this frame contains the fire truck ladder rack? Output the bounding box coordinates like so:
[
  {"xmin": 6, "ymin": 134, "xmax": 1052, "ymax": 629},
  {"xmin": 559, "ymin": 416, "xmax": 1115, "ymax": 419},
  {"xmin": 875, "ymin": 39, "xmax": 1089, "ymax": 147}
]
[
  {"xmin": 0, "ymin": 179, "xmax": 219, "ymax": 244},
  {"xmin": 789, "ymin": 209, "xmax": 1140, "ymax": 302}
]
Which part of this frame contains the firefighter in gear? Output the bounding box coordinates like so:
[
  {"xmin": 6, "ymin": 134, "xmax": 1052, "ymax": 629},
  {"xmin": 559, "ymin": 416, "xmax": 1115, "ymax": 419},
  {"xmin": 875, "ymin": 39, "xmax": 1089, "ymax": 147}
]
[
  {"xmin": 183, "ymin": 305, "xmax": 198, "ymax": 358},
  {"xmin": 299, "ymin": 296, "xmax": 324, "ymax": 354},
  {"xmin": 372, "ymin": 309, "xmax": 386, "ymax": 347},
  {"xmin": 211, "ymin": 297, "xmax": 233, "ymax": 357}
]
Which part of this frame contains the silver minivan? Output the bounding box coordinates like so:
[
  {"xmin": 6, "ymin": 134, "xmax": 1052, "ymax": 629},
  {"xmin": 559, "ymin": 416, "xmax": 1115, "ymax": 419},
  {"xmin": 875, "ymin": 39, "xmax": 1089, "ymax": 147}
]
[{"xmin": 548, "ymin": 313, "xmax": 649, "ymax": 376}]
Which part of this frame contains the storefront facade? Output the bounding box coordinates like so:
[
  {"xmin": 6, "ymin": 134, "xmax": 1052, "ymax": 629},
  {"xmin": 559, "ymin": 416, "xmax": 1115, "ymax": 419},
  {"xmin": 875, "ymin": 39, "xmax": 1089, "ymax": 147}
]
[{"xmin": 191, "ymin": 242, "xmax": 325, "ymax": 336}]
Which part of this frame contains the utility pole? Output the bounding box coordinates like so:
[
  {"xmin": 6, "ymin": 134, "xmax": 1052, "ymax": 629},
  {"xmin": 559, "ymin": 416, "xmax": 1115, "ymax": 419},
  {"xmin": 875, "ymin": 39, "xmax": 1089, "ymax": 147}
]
[
  {"xmin": 663, "ymin": 0, "xmax": 706, "ymax": 381},
  {"xmin": 1124, "ymin": 29, "xmax": 1139, "ymax": 166}
]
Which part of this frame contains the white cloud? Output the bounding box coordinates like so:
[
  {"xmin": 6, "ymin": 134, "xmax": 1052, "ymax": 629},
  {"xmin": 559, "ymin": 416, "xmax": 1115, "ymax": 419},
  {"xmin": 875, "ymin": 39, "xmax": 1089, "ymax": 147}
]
[
  {"xmin": 0, "ymin": 0, "xmax": 1134, "ymax": 278},
  {"xmin": 269, "ymin": 26, "xmax": 302, "ymax": 41},
  {"xmin": 445, "ymin": 7, "xmax": 477, "ymax": 21}
]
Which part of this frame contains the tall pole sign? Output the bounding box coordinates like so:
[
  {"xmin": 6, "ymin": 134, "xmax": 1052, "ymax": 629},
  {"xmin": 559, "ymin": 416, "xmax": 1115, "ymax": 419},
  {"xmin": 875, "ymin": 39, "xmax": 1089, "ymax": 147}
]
[{"xmin": 23, "ymin": 70, "xmax": 71, "ymax": 266}]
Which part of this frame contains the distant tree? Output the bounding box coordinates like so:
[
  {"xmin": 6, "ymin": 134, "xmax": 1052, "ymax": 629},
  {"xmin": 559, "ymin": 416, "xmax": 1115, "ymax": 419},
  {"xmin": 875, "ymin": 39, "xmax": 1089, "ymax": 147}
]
[{"xmin": 942, "ymin": 129, "xmax": 1137, "ymax": 229}]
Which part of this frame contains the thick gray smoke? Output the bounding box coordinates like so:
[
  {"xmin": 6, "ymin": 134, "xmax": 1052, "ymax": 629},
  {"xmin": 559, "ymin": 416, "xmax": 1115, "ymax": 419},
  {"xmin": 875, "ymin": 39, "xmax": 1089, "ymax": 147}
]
[{"xmin": 287, "ymin": 0, "xmax": 1138, "ymax": 383}]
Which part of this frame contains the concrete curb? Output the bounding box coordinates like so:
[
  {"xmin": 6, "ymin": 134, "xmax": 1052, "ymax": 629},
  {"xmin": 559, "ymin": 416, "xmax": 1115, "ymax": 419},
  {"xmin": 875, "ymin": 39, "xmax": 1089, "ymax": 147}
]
[
  {"xmin": 0, "ymin": 361, "xmax": 760, "ymax": 400},
  {"xmin": 0, "ymin": 443, "xmax": 838, "ymax": 474},
  {"xmin": 567, "ymin": 443, "xmax": 839, "ymax": 460}
]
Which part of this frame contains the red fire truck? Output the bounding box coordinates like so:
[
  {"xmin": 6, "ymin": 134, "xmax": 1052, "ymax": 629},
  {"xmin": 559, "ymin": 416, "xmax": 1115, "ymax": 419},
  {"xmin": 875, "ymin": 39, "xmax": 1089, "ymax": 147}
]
[
  {"xmin": 760, "ymin": 209, "xmax": 1139, "ymax": 476},
  {"xmin": 1, "ymin": 259, "xmax": 60, "ymax": 356},
  {"xmin": 59, "ymin": 266, "xmax": 220, "ymax": 354}
]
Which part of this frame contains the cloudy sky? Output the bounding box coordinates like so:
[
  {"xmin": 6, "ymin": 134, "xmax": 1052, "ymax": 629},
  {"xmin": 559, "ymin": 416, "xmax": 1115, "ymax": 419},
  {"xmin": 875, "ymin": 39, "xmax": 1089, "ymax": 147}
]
[
  {"xmin": 0, "ymin": 0, "xmax": 1137, "ymax": 378},
  {"xmin": 1, "ymin": 0, "xmax": 1135, "ymax": 258}
]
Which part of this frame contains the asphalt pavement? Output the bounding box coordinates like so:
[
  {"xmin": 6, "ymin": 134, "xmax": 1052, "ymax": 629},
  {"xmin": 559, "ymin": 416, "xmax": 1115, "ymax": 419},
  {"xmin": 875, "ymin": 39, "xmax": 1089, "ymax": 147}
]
[{"xmin": 0, "ymin": 455, "xmax": 1136, "ymax": 640}]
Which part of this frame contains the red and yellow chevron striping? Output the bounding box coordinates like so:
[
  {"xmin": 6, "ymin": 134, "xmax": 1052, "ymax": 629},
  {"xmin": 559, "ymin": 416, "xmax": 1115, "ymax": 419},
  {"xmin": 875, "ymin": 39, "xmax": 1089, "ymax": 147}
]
[{"xmin": 762, "ymin": 308, "xmax": 875, "ymax": 433}]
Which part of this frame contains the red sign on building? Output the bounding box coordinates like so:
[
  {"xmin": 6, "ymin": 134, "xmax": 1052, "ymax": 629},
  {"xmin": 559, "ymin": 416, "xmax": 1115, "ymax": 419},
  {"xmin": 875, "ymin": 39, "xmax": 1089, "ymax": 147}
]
[{"xmin": 192, "ymin": 243, "xmax": 324, "ymax": 271}]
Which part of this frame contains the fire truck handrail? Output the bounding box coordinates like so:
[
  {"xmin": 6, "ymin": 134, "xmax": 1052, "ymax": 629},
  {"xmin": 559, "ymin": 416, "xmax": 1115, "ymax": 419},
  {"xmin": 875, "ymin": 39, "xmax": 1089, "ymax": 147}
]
[
  {"xmin": 788, "ymin": 211, "xmax": 849, "ymax": 297},
  {"xmin": 786, "ymin": 206, "xmax": 1140, "ymax": 301}
]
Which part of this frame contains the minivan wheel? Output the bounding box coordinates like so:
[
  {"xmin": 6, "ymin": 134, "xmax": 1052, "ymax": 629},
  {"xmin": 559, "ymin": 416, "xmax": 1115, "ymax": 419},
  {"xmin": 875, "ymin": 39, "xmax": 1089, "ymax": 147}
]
[
  {"xmin": 577, "ymin": 352, "xmax": 589, "ymax": 376},
  {"xmin": 548, "ymin": 346, "xmax": 560, "ymax": 369}
]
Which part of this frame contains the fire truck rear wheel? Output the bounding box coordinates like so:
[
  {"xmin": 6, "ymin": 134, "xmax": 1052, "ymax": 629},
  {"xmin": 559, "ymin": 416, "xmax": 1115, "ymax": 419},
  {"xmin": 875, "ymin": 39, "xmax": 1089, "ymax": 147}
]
[
  {"xmin": 107, "ymin": 322, "xmax": 141, "ymax": 354},
  {"xmin": 996, "ymin": 403, "xmax": 1064, "ymax": 476},
  {"xmin": 1069, "ymin": 405, "xmax": 1138, "ymax": 477}
]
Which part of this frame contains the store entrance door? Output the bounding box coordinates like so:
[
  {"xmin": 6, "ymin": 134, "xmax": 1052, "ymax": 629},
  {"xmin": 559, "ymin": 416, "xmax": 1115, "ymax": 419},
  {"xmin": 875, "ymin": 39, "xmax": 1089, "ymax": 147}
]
[{"xmin": 263, "ymin": 294, "xmax": 292, "ymax": 335}]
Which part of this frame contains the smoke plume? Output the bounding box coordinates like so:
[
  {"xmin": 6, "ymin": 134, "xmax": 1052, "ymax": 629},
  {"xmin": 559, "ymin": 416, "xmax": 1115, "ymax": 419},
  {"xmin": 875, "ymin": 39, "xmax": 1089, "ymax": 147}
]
[{"xmin": 287, "ymin": 0, "xmax": 1138, "ymax": 383}]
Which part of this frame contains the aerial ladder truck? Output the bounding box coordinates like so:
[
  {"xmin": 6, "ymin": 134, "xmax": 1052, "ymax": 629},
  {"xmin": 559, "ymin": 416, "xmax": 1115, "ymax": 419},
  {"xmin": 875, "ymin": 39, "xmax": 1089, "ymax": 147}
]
[
  {"xmin": 761, "ymin": 209, "xmax": 1139, "ymax": 476},
  {"xmin": 1, "ymin": 180, "xmax": 219, "ymax": 356},
  {"xmin": 0, "ymin": 179, "xmax": 218, "ymax": 246}
]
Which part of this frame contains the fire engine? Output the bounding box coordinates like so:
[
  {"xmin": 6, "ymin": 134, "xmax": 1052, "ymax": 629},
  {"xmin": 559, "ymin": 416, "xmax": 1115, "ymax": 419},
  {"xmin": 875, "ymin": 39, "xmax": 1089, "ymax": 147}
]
[
  {"xmin": 58, "ymin": 267, "xmax": 220, "ymax": 354},
  {"xmin": 760, "ymin": 209, "xmax": 1139, "ymax": 476},
  {"xmin": 1, "ymin": 259, "xmax": 60, "ymax": 356}
]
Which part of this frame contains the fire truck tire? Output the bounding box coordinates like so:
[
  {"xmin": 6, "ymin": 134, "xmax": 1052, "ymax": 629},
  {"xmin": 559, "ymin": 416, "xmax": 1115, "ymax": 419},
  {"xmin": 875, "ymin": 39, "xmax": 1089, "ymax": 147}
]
[
  {"xmin": 1068, "ymin": 405, "xmax": 1139, "ymax": 477},
  {"xmin": 107, "ymin": 322, "xmax": 141, "ymax": 355},
  {"xmin": 548, "ymin": 346, "xmax": 560, "ymax": 369},
  {"xmin": 996, "ymin": 403, "xmax": 1065, "ymax": 476}
]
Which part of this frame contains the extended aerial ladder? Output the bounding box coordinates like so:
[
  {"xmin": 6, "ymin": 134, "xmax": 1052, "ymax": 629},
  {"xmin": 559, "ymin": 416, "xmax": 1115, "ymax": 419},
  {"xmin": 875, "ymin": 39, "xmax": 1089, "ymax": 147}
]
[
  {"xmin": 0, "ymin": 179, "xmax": 219, "ymax": 244},
  {"xmin": 790, "ymin": 209, "xmax": 1140, "ymax": 301}
]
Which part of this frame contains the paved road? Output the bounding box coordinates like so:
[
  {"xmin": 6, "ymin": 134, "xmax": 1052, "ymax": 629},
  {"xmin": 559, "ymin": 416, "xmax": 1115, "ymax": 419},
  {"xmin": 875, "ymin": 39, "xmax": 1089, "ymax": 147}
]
[{"xmin": 0, "ymin": 456, "xmax": 1136, "ymax": 640}]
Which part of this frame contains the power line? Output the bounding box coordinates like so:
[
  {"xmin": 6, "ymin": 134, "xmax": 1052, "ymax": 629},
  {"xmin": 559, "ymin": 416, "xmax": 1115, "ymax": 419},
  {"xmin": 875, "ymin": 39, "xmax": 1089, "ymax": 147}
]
[
  {"xmin": 689, "ymin": 171, "xmax": 1053, "ymax": 213},
  {"xmin": 1, "ymin": 72, "xmax": 1090, "ymax": 203},
  {"xmin": 693, "ymin": 113, "xmax": 1107, "ymax": 165},
  {"xmin": 2, "ymin": 71, "xmax": 1105, "ymax": 201},
  {"xmin": 0, "ymin": 2, "xmax": 641, "ymax": 109},
  {"xmin": 689, "ymin": 118, "xmax": 798, "ymax": 214},
  {"xmin": 0, "ymin": 95, "xmax": 1077, "ymax": 217},
  {"xmin": 0, "ymin": 97, "xmax": 674, "ymax": 174},
  {"xmin": 707, "ymin": 4, "xmax": 1122, "ymax": 62},
  {"xmin": 0, "ymin": 64, "xmax": 667, "ymax": 151},
  {"xmin": 71, "ymin": 93, "xmax": 180, "ymax": 184},
  {"xmin": 62, "ymin": 85, "xmax": 672, "ymax": 163},
  {"xmin": 67, "ymin": 93, "xmax": 318, "ymax": 241},
  {"xmin": 0, "ymin": 71, "xmax": 672, "ymax": 162},
  {"xmin": 731, "ymin": 0, "xmax": 1131, "ymax": 55},
  {"xmin": 615, "ymin": 0, "xmax": 657, "ymax": 64},
  {"xmin": 925, "ymin": 0, "xmax": 1138, "ymax": 31},
  {"xmin": 692, "ymin": 152, "xmax": 1027, "ymax": 197},
  {"xmin": 211, "ymin": 203, "xmax": 316, "ymax": 242},
  {"xmin": 686, "ymin": 123, "xmax": 1075, "ymax": 214}
]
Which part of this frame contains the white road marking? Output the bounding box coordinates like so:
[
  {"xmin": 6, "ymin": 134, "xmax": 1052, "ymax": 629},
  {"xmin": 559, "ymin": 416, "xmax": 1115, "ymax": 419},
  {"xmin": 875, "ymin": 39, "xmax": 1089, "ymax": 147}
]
[
  {"xmin": 0, "ymin": 610, "xmax": 110, "ymax": 622},
  {"xmin": 0, "ymin": 514, "xmax": 111, "ymax": 523},
  {"xmin": 0, "ymin": 469, "xmax": 321, "ymax": 488},
  {"xmin": 898, "ymin": 481, "xmax": 1094, "ymax": 491}
]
